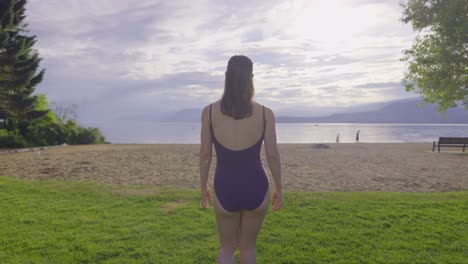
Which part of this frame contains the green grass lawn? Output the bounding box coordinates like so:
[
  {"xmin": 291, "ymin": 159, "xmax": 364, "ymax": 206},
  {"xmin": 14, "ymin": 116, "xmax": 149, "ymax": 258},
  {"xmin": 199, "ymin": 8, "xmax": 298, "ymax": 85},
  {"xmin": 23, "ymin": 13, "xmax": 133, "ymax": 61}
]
[{"xmin": 0, "ymin": 176, "xmax": 467, "ymax": 264}]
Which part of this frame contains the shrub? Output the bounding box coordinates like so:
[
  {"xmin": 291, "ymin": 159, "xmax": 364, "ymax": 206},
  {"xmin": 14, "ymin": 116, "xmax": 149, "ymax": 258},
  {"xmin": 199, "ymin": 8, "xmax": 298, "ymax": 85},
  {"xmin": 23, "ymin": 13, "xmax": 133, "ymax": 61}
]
[
  {"xmin": 71, "ymin": 126, "xmax": 106, "ymax": 145},
  {"xmin": 0, "ymin": 129, "xmax": 28, "ymax": 148},
  {"xmin": 25, "ymin": 122, "xmax": 68, "ymax": 146},
  {"xmin": 3, "ymin": 118, "xmax": 106, "ymax": 148}
]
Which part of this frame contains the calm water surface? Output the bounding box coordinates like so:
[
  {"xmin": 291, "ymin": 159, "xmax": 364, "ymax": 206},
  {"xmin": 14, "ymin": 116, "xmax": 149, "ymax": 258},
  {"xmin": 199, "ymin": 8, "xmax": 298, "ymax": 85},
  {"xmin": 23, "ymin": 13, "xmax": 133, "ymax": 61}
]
[{"xmin": 103, "ymin": 122, "xmax": 468, "ymax": 144}]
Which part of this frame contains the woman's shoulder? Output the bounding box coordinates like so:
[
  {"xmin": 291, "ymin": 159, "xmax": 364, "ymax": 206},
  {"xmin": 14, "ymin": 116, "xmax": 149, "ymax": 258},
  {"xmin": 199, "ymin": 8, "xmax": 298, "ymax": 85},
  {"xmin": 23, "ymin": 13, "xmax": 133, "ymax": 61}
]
[
  {"xmin": 202, "ymin": 100, "xmax": 221, "ymax": 111},
  {"xmin": 252, "ymin": 101, "xmax": 273, "ymax": 114}
]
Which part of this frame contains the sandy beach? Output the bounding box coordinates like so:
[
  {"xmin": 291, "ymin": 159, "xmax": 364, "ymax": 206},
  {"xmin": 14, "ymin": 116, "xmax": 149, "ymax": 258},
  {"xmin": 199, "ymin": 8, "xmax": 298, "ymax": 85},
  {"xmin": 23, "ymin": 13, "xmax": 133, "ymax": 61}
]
[{"xmin": 0, "ymin": 143, "xmax": 466, "ymax": 192}]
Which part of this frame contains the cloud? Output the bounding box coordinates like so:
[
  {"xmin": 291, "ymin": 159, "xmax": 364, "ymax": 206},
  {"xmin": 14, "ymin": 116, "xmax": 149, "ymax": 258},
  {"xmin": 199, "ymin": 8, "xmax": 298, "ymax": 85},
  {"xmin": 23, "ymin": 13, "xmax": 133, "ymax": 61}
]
[
  {"xmin": 26, "ymin": 0, "xmax": 418, "ymax": 130},
  {"xmin": 354, "ymin": 82, "xmax": 402, "ymax": 89}
]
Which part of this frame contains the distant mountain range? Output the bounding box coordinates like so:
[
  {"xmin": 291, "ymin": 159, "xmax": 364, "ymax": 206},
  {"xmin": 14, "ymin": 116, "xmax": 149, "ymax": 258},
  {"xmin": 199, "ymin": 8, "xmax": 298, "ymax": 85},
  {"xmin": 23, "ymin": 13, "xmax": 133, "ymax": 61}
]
[
  {"xmin": 277, "ymin": 99, "xmax": 468, "ymax": 124},
  {"xmin": 161, "ymin": 99, "xmax": 468, "ymax": 124}
]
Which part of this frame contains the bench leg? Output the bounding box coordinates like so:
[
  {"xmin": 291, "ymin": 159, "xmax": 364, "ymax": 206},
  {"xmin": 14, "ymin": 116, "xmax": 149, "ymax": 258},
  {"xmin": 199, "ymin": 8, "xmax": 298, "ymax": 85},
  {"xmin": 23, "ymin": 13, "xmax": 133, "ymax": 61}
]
[
  {"xmin": 432, "ymin": 142, "xmax": 435, "ymax": 152},
  {"xmin": 438, "ymin": 145, "xmax": 440, "ymax": 153}
]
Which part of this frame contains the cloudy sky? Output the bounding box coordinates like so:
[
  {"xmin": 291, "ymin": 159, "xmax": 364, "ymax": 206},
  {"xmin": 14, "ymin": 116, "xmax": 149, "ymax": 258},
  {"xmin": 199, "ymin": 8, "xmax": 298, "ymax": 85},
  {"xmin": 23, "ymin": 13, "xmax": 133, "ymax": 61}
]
[{"xmin": 27, "ymin": 0, "xmax": 418, "ymax": 127}]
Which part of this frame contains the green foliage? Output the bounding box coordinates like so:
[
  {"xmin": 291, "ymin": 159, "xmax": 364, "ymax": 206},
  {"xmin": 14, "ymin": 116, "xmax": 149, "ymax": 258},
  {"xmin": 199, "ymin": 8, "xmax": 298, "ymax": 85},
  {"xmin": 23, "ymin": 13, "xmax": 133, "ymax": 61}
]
[
  {"xmin": 4, "ymin": 98, "xmax": 107, "ymax": 147},
  {"xmin": 35, "ymin": 94, "xmax": 51, "ymax": 111},
  {"xmin": 72, "ymin": 126, "xmax": 106, "ymax": 145},
  {"xmin": 0, "ymin": 0, "xmax": 49, "ymax": 136},
  {"xmin": 401, "ymin": 0, "xmax": 468, "ymax": 112},
  {"xmin": 25, "ymin": 118, "xmax": 106, "ymax": 146},
  {"xmin": 25, "ymin": 122, "xmax": 68, "ymax": 146},
  {"xmin": 0, "ymin": 128, "xmax": 27, "ymax": 147},
  {"xmin": 0, "ymin": 176, "xmax": 467, "ymax": 263},
  {"xmin": 24, "ymin": 103, "xmax": 63, "ymax": 146},
  {"xmin": 63, "ymin": 120, "xmax": 106, "ymax": 145},
  {"xmin": 26, "ymin": 99, "xmax": 106, "ymax": 146},
  {"xmin": 0, "ymin": 2, "xmax": 107, "ymax": 148}
]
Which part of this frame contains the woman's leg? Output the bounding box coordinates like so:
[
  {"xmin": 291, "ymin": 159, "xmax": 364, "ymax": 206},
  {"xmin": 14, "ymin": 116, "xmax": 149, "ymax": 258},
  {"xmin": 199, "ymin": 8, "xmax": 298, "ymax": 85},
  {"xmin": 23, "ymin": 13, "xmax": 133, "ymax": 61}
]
[
  {"xmin": 213, "ymin": 193, "xmax": 241, "ymax": 264},
  {"xmin": 239, "ymin": 191, "xmax": 269, "ymax": 264}
]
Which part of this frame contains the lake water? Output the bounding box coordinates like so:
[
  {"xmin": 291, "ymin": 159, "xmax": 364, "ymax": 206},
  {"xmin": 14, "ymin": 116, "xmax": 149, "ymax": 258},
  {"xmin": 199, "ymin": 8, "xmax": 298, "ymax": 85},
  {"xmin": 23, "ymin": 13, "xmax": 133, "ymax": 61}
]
[{"xmin": 104, "ymin": 122, "xmax": 468, "ymax": 144}]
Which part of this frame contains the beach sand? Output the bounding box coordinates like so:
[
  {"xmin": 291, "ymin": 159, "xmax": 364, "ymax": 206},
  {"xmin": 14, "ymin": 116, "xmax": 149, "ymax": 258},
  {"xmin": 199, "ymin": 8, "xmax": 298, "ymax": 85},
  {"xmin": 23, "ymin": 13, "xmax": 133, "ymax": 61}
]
[{"xmin": 0, "ymin": 143, "xmax": 466, "ymax": 192}]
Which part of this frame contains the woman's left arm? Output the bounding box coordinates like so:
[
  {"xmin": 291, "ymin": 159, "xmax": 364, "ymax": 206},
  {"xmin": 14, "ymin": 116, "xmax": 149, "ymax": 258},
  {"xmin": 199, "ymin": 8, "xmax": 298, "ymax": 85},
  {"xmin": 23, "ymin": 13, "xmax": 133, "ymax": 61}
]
[{"xmin": 199, "ymin": 106, "xmax": 213, "ymax": 207}]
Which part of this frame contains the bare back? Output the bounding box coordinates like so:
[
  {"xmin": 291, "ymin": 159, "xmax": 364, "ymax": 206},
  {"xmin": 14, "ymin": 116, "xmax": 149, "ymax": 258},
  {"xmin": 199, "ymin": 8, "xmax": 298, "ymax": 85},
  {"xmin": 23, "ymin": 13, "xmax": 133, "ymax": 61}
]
[{"xmin": 210, "ymin": 100, "xmax": 265, "ymax": 151}]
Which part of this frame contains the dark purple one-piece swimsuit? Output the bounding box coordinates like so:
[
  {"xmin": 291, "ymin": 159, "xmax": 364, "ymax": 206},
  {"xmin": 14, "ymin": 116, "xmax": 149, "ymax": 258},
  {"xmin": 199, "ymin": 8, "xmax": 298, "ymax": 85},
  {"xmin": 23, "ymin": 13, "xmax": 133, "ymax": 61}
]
[{"xmin": 210, "ymin": 104, "xmax": 269, "ymax": 212}]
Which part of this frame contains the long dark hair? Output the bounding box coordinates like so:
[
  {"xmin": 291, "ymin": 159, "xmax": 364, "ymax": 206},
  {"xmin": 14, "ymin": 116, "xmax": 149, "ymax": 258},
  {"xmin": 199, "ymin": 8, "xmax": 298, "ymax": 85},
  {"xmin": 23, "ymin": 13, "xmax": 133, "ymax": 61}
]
[{"xmin": 221, "ymin": 55, "xmax": 254, "ymax": 119}]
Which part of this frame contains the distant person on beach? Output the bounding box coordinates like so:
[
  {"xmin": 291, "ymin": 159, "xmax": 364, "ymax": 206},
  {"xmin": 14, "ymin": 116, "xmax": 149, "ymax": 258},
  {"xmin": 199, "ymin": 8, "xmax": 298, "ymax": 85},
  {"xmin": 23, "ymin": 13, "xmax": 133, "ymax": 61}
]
[
  {"xmin": 356, "ymin": 130, "xmax": 360, "ymax": 143},
  {"xmin": 336, "ymin": 133, "xmax": 340, "ymax": 143},
  {"xmin": 199, "ymin": 55, "xmax": 282, "ymax": 263}
]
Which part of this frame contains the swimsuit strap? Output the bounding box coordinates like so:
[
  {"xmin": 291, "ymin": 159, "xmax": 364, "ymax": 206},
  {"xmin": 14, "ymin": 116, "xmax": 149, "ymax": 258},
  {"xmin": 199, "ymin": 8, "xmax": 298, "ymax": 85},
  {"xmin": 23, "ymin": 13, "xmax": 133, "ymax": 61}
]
[{"xmin": 262, "ymin": 105, "xmax": 266, "ymax": 137}]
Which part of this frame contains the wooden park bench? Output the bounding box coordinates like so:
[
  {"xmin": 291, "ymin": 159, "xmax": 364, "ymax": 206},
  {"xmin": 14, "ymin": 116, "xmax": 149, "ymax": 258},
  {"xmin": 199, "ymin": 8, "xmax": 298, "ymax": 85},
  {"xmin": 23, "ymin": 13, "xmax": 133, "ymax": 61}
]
[{"xmin": 432, "ymin": 137, "xmax": 468, "ymax": 152}]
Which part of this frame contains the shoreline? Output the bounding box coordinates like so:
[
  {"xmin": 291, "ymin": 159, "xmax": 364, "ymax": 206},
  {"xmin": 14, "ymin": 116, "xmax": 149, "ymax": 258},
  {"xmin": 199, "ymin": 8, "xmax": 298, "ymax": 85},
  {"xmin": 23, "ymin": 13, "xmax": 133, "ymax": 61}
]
[
  {"xmin": 1, "ymin": 143, "xmax": 466, "ymax": 192},
  {"xmin": 0, "ymin": 142, "xmax": 442, "ymax": 152}
]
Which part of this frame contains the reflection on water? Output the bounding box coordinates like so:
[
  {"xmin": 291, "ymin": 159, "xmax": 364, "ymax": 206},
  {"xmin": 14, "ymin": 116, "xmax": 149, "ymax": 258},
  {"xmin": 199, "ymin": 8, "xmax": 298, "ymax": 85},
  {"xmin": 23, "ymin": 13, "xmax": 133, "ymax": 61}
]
[
  {"xmin": 276, "ymin": 123, "xmax": 468, "ymax": 143},
  {"xmin": 103, "ymin": 122, "xmax": 468, "ymax": 144}
]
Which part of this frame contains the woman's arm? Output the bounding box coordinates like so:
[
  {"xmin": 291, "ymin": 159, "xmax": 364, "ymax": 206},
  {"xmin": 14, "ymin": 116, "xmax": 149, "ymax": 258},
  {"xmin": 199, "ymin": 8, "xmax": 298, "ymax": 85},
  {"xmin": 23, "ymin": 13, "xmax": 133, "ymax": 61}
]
[
  {"xmin": 264, "ymin": 107, "xmax": 282, "ymax": 204},
  {"xmin": 199, "ymin": 105, "xmax": 213, "ymax": 194}
]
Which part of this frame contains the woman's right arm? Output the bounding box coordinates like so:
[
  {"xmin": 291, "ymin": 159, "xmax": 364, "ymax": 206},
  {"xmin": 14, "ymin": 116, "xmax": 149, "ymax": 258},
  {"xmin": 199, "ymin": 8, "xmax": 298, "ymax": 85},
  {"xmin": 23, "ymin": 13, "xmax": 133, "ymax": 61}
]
[{"xmin": 264, "ymin": 107, "xmax": 282, "ymax": 211}]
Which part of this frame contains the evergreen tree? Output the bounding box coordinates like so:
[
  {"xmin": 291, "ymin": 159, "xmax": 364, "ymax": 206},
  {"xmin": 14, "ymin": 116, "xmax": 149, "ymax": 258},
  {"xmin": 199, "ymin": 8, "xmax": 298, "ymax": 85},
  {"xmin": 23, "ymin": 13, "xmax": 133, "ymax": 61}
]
[{"xmin": 0, "ymin": 0, "xmax": 48, "ymax": 135}]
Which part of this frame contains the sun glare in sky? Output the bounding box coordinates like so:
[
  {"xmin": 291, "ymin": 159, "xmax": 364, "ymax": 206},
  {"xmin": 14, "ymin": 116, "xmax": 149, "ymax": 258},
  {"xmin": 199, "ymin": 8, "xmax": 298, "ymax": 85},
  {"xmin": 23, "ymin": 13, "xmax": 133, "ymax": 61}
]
[{"xmin": 27, "ymin": 0, "xmax": 416, "ymax": 123}]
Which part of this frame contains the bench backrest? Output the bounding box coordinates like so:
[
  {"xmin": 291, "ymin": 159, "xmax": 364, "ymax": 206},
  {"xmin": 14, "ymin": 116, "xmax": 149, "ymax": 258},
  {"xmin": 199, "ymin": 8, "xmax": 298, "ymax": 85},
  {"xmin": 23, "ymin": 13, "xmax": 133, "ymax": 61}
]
[{"xmin": 439, "ymin": 137, "xmax": 468, "ymax": 144}]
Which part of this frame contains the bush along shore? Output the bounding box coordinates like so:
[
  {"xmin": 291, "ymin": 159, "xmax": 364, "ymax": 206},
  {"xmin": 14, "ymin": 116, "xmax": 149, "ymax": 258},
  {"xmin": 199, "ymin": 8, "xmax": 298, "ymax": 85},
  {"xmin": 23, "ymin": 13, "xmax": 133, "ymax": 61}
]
[{"xmin": 0, "ymin": 143, "xmax": 68, "ymax": 155}]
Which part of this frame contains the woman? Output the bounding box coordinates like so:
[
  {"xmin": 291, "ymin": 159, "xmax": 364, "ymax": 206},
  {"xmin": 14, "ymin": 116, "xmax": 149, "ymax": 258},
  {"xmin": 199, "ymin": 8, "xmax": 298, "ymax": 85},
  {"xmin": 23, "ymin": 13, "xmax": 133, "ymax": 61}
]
[{"xmin": 199, "ymin": 55, "xmax": 282, "ymax": 264}]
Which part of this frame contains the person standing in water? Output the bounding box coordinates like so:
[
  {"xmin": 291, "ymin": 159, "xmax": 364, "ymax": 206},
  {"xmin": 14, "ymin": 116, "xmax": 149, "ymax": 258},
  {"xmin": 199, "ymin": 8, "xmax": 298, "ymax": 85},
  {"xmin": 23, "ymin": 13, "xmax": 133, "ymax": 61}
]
[
  {"xmin": 356, "ymin": 130, "xmax": 360, "ymax": 143},
  {"xmin": 336, "ymin": 133, "xmax": 340, "ymax": 143}
]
